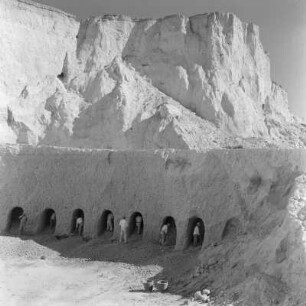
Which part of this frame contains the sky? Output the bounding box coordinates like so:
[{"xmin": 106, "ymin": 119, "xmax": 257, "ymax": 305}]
[{"xmin": 35, "ymin": 0, "xmax": 306, "ymax": 120}]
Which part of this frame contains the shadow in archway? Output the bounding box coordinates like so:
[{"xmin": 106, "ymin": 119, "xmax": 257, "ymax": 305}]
[
  {"xmin": 129, "ymin": 212, "xmax": 144, "ymax": 239},
  {"xmin": 97, "ymin": 210, "xmax": 114, "ymax": 240},
  {"xmin": 71, "ymin": 209, "xmax": 84, "ymax": 235},
  {"xmin": 6, "ymin": 207, "xmax": 23, "ymax": 235},
  {"xmin": 38, "ymin": 208, "xmax": 56, "ymax": 234},
  {"xmin": 161, "ymin": 216, "xmax": 177, "ymax": 248},
  {"xmin": 185, "ymin": 217, "xmax": 205, "ymax": 249},
  {"xmin": 222, "ymin": 217, "xmax": 241, "ymax": 239}
]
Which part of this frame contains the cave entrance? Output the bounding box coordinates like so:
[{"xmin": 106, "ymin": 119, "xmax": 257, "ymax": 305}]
[
  {"xmin": 57, "ymin": 72, "xmax": 65, "ymax": 80},
  {"xmin": 161, "ymin": 216, "xmax": 176, "ymax": 247},
  {"xmin": 222, "ymin": 217, "xmax": 241, "ymax": 239},
  {"xmin": 39, "ymin": 208, "xmax": 56, "ymax": 234},
  {"xmin": 129, "ymin": 212, "xmax": 143, "ymax": 237},
  {"xmin": 7, "ymin": 207, "xmax": 24, "ymax": 234},
  {"xmin": 71, "ymin": 209, "xmax": 84, "ymax": 235},
  {"xmin": 98, "ymin": 210, "xmax": 114, "ymax": 237},
  {"xmin": 186, "ymin": 217, "xmax": 205, "ymax": 248}
]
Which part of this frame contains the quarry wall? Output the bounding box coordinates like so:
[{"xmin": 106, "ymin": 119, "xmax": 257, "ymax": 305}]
[
  {"xmin": 2, "ymin": 0, "xmax": 305, "ymax": 150},
  {"xmin": 0, "ymin": 145, "xmax": 305, "ymax": 250},
  {"xmin": 0, "ymin": 0, "xmax": 79, "ymax": 144}
]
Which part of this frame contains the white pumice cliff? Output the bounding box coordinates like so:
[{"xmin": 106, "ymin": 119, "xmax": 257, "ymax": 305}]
[
  {"xmin": 1, "ymin": 1, "xmax": 306, "ymax": 305},
  {"xmin": 0, "ymin": 0, "xmax": 305, "ymax": 149}
]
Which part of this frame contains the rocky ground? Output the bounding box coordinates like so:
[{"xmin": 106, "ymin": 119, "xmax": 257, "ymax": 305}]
[
  {"xmin": 0, "ymin": 234, "xmax": 184, "ymax": 306},
  {"xmin": 0, "ymin": 233, "xmax": 245, "ymax": 306},
  {"xmin": 0, "ymin": 230, "xmax": 295, "ymax": 306}
]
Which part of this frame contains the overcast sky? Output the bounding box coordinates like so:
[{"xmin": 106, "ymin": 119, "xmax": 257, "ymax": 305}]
[{"xmin": 35, "ymin": 0, "xmax": 306, "ymax": 120}]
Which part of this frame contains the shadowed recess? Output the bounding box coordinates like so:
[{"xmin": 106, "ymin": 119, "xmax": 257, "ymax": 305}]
[
  {"xmin": 38, "ymin": 208, "xmax": 56, "ymax": 234},
  {"xmin": 6, "ymin": 207, "xmax": 23, "ymax": 233},
  {"xmin": 222, "ymin": 217, "xmax": 241, "ymax": 239},
  {"xmin": 185, "ymin": 216, "xmax": 205, "ymax": 248},
  {"xmin": 129, "ymin": 212, "xmax": 143, "ymax": 236},
  {"xmin": 97, "ymin": 209, "xmax": 114, "ymax": 236},
  {"xmin": 71, "ymin": 209, "xmax": 84, "ymax": 234},
  {"xmin": 161, "ymin": 216, "xmax": 177, "ymax": 247}
]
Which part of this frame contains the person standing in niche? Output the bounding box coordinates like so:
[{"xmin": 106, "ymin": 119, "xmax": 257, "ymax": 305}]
[
  {"xmin": 75, "ymin": 216, "xmax": 84, "ymax": 236},
  {"xmin": 135, "ymin": 215, "xmax": 143, "ymax": 235},
  {"xmin": 193, "ymin": 222, "xmax": 201, "ymax": 247},
  {"xmin": 119, "ymin": 216, "xmax": 128, "ymax": 243},
  {"xmin": 18, "ymin": 212, "xmax": 27, "ymax": 236},
  {"xmin": 106, "ymin": 212, "xmax": 114, "ymax": 232},
  {"xmin": 160, "ymin": 223, "xmax": 170, "ymax": 246},
  {"xmin": 50, "ymin": 212, "xmax": 56, "ymax": 229}
]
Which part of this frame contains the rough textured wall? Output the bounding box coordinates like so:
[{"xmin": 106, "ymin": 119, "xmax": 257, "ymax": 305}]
[
  {"xmin": 189, "ymin": 158, "xmax": 306, "ymax": 305},
  {"xmin": 1, "ymin": 145, "xmax": 305, "ymax": 251},
  {"xmin": 0, "ymin": 0, "xmax": 79, "ymax": 144},
  {"xmin": 1, "ymin": 0, "xmax": 305, "ymax": 149}
]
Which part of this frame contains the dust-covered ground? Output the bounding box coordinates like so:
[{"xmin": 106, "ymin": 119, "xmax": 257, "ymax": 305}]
[
  {"xmin": 0, "ymin": 234, "xmax": 201, "ymax": 306},
  {"xmin": 1, "ymin": 230, "xmax": 302, "ymax": 306}
]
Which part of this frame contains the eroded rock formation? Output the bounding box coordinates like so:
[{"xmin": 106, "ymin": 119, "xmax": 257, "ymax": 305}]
[{"xmin": 1, "ymin": 0, "xmax": 305, "ymax": 149}]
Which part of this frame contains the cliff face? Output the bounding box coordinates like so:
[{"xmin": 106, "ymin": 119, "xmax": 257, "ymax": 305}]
[
  {"xmin": 0, "ymin": 0, "xmax": 305, "ymax": 149},
  {"xmin": 1, "ymin": 145, "xmax": 306, "ymax": 305},
  {"xmin": 0, "ymin": 0, "xmax": 79, "ymax": 144}
]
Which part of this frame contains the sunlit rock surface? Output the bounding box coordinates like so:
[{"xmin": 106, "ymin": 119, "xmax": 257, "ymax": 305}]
[{"xmin": 0, "ymin": 0, "xmax": 305, "ymax": 149}]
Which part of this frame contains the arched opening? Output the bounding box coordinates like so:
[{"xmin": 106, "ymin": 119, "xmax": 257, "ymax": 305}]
[
  {"xmin": 57, "ymin": 72, "xmax": 65, "ymax": 80},
  {"xmin": 186, "ymin": 217, "xmax": 205, "ymax": 248},
  {"xmin": 161, "ymin": 216, "xmax": 177, "ymax": 247},
  {"xmin": 38, "ymin": 208, "xmax": 56, "ymax": 234},
  {"xmin": 222, "ymin": 217, "xmax": 241, "ymax": 239},
  {"xmin": 7, "ymin": 207, "xmax": 24, "ymax": 234},
  {"xmin": 71, "ymin": 209, "xmax": 84, "ymax": 235},
  {"xmin": 128, "ymin": 212, "xmax": 143, "ymax": 236},
  {"xmin": 98, "ymin": 210, "xmax": 114, "ymax": 236}
]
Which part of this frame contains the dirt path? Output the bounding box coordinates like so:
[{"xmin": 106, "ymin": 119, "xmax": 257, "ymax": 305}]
[{"xmin": 0, "ymin": 236, "xmax": 194, "ymax": 306}]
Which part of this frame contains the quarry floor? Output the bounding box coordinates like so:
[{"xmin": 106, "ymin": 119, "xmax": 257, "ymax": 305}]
[
  {"xmin": 1, "ymin": 233, "xmax": 293, "ymax": 306},
  {"xmin": 0, "ymin": 234, "xmax": 206, "ymax": 306}
]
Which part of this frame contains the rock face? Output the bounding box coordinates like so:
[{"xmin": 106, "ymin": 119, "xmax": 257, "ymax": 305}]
[
  {"xmin": 0, "ymin": 0, "xmax": 79, "ymax": 144},
  {"xmin": 0, "ymin": 0, "xmax": 305, "ymax": 149},
  {"xmin": 1, "ymin": 2, "xmax": 306, "ymax": 304},
  {"xmin": 1, "ymin": 145, "xmax": 306, "ymax": 305}
]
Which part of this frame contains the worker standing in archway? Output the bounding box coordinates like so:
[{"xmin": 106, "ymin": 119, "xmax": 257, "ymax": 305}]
[
  {"xmin": 18, "ymin": 212, "xmax": 27, "ymax": 236},
  {"xmin": 107, "ymin": 212, "xmax": 114, "ymax": 232},
  {"xmin": 76, "ymin": 216, "xmax": 83, "ymax": 236},
  {"xmin": 193, "ymin": 222, "xmax": 201, "ymax": 247},
  {"xmin": 50, "ymin": 212, "xmax": 56, "ymax": 229},
  {"xmin": 119, "ymin": 216, "xmax": 128, "ymax": 243},
  {"xmin": 160, "ymin": 223, "xmax": 170, "ymax": 246},
  {"xmin": 135, "ymin": 215, "xmax": 142, "ymax": 234}
]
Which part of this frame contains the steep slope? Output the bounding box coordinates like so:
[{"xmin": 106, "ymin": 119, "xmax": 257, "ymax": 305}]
[
  {"xmin": 0, "ymin": 0, "xmax": 79, "ymax": 144},
  {"xmin": 0, "ymin": 0, "xmax": 305, "ymax": 149},
  {"xmin": 166, "ymin": 153, "xmax": 306, "ymax": 305}
]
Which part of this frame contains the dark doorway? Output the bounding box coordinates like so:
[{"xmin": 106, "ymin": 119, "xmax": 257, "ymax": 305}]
[
  {"xmin": 186, "ymin": 217, "xmax": 205, "ymax": 248},
  {"xmin": 71, "ymin": 209, "xmax": 84, "ymax": 234},
  {"xmin": 7, "ymin": 207, "xmax": 23, "ymax": 234},
  {"xmin": 222, "ymin": 217, "xmax": 241, "ymax": 239},
  {"xmin": 98, "ymin": 210, "xmax": 114, "ymax": 236},
  {"xmin": 161, "ymin": 216, "xmax": 177, "ymax": 247},
  {"xmin": 129, "ymin": 212, "xmax": 143, "ymax": 236},
  {"xmin": 39, "ymin": 209, "xmax": 56, "ymax": 234}
]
